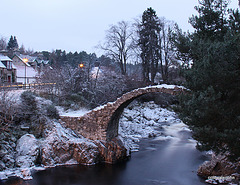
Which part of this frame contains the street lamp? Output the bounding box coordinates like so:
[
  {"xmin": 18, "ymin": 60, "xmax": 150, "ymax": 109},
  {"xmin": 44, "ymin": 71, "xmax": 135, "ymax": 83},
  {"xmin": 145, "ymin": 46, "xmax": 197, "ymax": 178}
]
[
  {"xmin": 23, "ymin": 58, "xmax": 28, "ymax": 87},
  {"xmin": 79, "ymin": 63, "xmax": 84, "ymax": 68}
]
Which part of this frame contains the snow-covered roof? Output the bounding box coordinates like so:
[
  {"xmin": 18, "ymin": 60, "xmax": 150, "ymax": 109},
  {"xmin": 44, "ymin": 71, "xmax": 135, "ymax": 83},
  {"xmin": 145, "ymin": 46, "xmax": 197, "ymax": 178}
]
[
  {"xmin": 13, "ymin": 54, "xmax": 31, "ymax": 67},
  {"xmin": 42, "ymin": 60, "xmax": 49, "ymax": 64},
  {"xmin": 0, "ymin": 54, "xmax": 12, "ymax": 62},
  {"xmin": 0, "ymin": 61, "xmax": 6, "ymax": 68},
  {"xmin": 18, "ymin": 54, "xmax": 38, "ymax": 63}
]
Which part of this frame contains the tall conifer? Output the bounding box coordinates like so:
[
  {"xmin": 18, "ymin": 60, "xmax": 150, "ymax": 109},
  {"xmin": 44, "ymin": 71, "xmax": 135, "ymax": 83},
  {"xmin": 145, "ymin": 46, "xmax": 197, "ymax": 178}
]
[
  {"xmin": 139, "ymin": 7, "xmax": 160, "ymax": 83},
  {"xmin": 178, "ymin": 0, "xmax": 240, "ymax": 159}
]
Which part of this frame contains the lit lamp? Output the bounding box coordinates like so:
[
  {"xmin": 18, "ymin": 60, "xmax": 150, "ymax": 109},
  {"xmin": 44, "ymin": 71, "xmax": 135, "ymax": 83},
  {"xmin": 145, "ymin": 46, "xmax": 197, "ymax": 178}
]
[
  {"xmin": 23, "ymin": 58, "xmax": 28, "ymax": 86},
  {"xmin": 79, "ymin": 63, "xmax": 84, "ymax": 68}
]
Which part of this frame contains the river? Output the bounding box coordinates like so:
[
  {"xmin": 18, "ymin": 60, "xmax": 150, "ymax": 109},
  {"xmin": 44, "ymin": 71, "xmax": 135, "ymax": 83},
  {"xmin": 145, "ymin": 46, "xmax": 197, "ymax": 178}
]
[
  {"xmin": 28, "ymin": 123, "xmax": 208, "ymax": 185},
  {"xmin": 2, "ymin": 101, "xmax": 209, "ymax": 185}
]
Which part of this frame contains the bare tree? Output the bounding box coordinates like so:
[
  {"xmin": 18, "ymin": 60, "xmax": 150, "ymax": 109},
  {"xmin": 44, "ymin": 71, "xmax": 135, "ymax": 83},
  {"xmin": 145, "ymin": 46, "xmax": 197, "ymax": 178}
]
[
  {"xmin": 0, "ymin": 91, "xmax": 18, "ymax": 125},
  {"xmin": 19, "ymin": 44, "xmax": 26, "ymax": 54},
  {"xmin": 0, "ymin": 36, "xmax": 7, "ymax": 50},
  {"xmin": 131, "ymin": 17, "xmax": 142, "ymax": 65},
  {"xmin": 100, "ymin": 21, "xmax": 134, "ymax": 75},
  {"xmin": 159, "ymin": 18, "xmax": 178, "ymax": 83}
]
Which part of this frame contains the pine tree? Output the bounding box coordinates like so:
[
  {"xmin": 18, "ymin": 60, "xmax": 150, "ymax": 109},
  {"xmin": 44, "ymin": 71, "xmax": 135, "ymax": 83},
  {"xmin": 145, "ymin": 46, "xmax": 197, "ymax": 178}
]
[
  {"xmin": 178, "ymin": 0, "xmax": 240, "ymax": 159},
  {"xmin": 139, "ymin": 7, "xmax": 161, "ymax": 83},
  {"xmin": 7, "ymin": 35, "xmax": 14, "ymax": 50},
  {"xmin": 7, "ymin": 35, "xmax": 19, "ymax": 51},
  {"xmin": 13, "ymin": 36, "xmax": 19, "ymax": 49}
]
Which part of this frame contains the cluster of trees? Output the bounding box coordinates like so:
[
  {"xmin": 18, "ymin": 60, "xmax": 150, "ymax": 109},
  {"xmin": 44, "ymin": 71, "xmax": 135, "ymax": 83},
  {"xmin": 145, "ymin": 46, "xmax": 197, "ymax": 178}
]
[
  {"xmin": 6, "ymin": 36, "xmax": 18, "ymax": 51},
  {"xmin": 0, "ymin": 35, "xmax": 35, "ymax": 57},
  {"xmin": 38, "ymin": 8, "xmax": 182, "ymax": 109},
  {"xmin": 40, "ymin": 47, "xmax": 145, "ymax": 109},
  {"xmin": 100, "ymin": 10, "xmax": 181, "ymax": 84},
  {"xmin": 176, "ymin": 0, "xmax": 240, "ymax": 159}
]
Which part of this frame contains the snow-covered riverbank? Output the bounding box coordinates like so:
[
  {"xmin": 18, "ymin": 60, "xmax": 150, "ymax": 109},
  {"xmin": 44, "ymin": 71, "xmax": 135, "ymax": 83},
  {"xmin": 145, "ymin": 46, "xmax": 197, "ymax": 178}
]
[
  {"xmin": 0, "ymin": 99, "xmax": 190, "ymax": 182},
  {"xmin": 118, "ymin": 100, "xmax": 191, "ymax": 154}
]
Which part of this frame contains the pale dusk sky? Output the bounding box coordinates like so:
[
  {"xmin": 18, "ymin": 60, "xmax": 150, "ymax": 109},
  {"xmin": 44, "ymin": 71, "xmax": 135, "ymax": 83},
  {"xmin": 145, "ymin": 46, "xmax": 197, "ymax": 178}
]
[{"xmin": 0, "ymin": 0, "xmax": 238, "ymax": 56}]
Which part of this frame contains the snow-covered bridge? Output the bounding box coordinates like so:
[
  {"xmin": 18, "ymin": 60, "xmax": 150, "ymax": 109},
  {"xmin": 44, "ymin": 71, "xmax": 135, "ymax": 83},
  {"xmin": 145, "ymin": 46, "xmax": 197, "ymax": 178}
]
[{"xmin": 60, "ymin": 85, "xmax": 188, "ymax": 141}]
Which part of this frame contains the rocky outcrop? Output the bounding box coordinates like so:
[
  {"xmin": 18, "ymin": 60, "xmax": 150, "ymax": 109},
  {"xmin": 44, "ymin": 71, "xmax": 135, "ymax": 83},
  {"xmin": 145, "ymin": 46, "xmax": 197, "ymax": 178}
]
[
  {"xmin": 0, "ymin": 131, "xmax": 17, "ymax": 170},
  {"xmin": 41, "ymin": 122, "xmax": 100, "ymax": 166},
  {"xmin": 40, "ymin": 122, "xmax": 128, "ymax": 166},
  {"xmin": 198, "ymin": 154, "xmax": 240, "ymax": 177},
  {"xmin": 15, "ymin": 134, "xmax": 39, "ymax": 168},
  {"xmin": 198, "ymin": 153, "xmax": 240, "ymax": 184},
  {"xmin": 95, "ymin": 137, "xmax": 128, "ymax": 164},
  {"xmin": 0, "ymin": 121, "xmax": 129, "ymax": 180}
]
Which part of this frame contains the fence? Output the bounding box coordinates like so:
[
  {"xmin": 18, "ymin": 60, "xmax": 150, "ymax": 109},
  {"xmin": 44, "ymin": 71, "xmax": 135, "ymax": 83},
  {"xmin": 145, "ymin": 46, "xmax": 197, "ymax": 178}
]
[{"xmin": 0, "ymin": 83, "xmax": 56, "ymax": 90}]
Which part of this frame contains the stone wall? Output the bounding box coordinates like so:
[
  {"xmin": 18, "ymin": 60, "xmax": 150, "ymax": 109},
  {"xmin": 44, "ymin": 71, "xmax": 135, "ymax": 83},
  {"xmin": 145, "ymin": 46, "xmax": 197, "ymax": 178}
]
[{"xmin": 60, "ymin": 85, "xmax": 188, "ymax": 141}]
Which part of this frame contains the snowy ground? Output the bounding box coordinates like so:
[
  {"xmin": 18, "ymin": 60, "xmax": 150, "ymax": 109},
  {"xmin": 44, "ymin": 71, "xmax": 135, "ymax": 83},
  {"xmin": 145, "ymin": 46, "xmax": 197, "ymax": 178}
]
[
  {"xmin": 118, "ymin": 100, "xmax": 191, "ymax": 154},
  {"xmin": 56, "ymin": 106, "xmax": 90, "ymax": 117}
]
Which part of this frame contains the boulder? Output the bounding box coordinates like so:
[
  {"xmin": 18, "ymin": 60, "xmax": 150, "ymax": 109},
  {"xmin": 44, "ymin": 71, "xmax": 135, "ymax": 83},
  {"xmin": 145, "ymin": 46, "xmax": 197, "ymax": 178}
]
[
  {"xmin": 41, "ymin": 122, "xmax": 100, "ymax": 166},
  {"xmin": 198, "ymin": 153, "xmax": 240, "ymax": 178},
  {"xmin": 95, "ymin": 137, "xmax": 128, "ymax": 164},
  {"xmin": 15, "ymin": 134, "xmax": 39, "ymax": 168}
]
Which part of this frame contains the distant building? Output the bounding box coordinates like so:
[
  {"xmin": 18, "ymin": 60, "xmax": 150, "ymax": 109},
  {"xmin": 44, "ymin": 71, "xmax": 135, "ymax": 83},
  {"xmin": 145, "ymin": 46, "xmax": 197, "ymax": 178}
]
[
  {"xmin": 0, "ymin": 54, "xmax": 17, "ymax": 84},
  {"xmin": 12, "ymin": 54, "xmax": 38, "ymax": 84}
]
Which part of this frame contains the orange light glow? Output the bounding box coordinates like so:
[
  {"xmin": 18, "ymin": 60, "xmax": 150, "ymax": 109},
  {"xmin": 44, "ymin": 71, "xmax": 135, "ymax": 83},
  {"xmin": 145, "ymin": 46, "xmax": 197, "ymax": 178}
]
[
  {"xmin": 79, "ymin": 63, "xmax": 84, "ymax": 68},
  {"xmin": 23, "ymin": 58, "xmax": 28, "ymax": 63}
]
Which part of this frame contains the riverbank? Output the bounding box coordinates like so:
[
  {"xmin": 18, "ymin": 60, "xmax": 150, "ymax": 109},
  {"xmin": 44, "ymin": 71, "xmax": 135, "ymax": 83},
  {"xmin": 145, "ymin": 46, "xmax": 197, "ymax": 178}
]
[
  {"xmin": 0, "ymin": 98, "xmax": 188, "ymax": 181},
  {"xmin": 2, "ymin": 100, "xmax": 209, "ymax": 185},
  {"xmin": 1, "ymin": 92, "xmax": 239, "ymax": 184}
]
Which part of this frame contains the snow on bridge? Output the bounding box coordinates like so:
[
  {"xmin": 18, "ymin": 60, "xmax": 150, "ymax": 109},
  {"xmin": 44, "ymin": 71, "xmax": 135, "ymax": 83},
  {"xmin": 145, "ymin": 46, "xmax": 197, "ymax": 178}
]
[{"xmin": 60, "ymin": 84, "xmax": 188, "ymax": 141}]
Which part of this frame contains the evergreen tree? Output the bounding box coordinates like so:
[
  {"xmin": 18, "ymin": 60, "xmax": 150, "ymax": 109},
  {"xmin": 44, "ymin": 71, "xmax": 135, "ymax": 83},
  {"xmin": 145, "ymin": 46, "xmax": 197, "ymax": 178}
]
[
  {"xmin": 139, "ymin": 7, "xmax": 161, "ymax": 83},
  {"xmin": 178, "ymin": 0, "xmax": 240, "ymax": 159},
  {"xmin": 13, "ymin": 36, "xmax": 19, "ymax": 49},
  {"xmin": 7, "ymin": 35, "xmax": 14, "ymax": 50},
  {"xmin": 7, "ymin": 35, "xmax": 19, "ymax": 51}
]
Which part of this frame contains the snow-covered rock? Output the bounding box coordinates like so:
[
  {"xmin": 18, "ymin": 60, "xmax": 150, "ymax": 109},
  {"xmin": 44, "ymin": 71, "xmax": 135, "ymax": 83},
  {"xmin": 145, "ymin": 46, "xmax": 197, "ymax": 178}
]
[
  {"xmin": 119, "ymin": 101, "xmax": 183, "ymax": 154},
  {"xmin": 198, "ymin": 153, "xmax": 240, "ymax": 179},
  {"xmin": 41, "ymin": 122, "xmax": 99, "ymax": 166},
  {"xmin": 15, "ymin": 134, "xmax": 39, "ymax": 168}
]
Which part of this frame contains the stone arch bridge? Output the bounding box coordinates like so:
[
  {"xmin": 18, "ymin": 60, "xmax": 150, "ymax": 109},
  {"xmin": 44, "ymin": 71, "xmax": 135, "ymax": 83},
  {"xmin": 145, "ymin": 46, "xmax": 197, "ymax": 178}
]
[{"xmin": 60, "ymin": 85, "xmax": 187, "ymax": 141}]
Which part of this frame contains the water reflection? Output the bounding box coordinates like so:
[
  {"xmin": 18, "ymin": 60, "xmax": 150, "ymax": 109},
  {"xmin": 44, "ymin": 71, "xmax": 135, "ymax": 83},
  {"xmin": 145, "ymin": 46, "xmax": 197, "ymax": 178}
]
[
  {"xmin": 29, "ymin": 162, "xmax": 129, "ymax": 185},
  {"xmin": 1, "ymin": 177, "xmax": 30, "ymax": 185}
]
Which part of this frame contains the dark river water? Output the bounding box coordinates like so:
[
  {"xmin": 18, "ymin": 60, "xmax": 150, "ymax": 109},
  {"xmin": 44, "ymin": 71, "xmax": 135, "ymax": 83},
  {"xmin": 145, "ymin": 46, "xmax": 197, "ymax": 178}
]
[
  {"xmin": 2, "ymin": 120, "xmax": 208, "ymax": 185},
  {"xmin": 24, "ymin": 128, "xmax": 208, "ymax": 185}
]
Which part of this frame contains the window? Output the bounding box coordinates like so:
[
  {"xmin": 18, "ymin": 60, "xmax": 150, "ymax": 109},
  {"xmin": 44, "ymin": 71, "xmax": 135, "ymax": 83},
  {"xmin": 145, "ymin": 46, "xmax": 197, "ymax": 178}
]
[{"xmin": 7, "ymin": 61, "xmax": 12, "ymax": 69}]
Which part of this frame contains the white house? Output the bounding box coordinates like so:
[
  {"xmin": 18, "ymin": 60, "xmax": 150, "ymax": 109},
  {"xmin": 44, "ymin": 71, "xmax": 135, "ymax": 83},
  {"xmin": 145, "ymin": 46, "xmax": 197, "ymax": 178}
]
[{"xmin": 12, "ymin": 54, "xmax": 38, "ymax": 84}]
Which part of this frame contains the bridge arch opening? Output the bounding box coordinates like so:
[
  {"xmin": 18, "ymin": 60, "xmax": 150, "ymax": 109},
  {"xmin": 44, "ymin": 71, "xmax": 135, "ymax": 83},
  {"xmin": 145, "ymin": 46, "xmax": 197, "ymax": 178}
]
[{"xmin": 106, "ymin": 92, "xmax": 178, "ymax": 140}]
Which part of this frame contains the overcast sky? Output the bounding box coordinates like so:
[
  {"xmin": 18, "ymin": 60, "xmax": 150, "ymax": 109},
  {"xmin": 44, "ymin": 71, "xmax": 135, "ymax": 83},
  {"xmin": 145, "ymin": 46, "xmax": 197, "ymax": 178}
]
[{"xmin": 0, "ymin": 0, "xmax": 238, "ymax": 56}]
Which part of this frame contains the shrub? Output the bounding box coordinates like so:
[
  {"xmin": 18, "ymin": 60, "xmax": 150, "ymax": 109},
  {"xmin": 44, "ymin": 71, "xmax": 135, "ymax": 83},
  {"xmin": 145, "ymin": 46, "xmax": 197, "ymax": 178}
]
[{"xmin": 45, "ymin": 104, "xmax": 59, "ymax": 119}]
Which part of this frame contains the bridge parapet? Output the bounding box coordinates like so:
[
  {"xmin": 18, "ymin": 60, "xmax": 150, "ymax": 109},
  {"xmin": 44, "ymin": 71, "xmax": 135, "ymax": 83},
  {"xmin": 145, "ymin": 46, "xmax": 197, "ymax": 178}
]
[{"xmin": 60, "ymin": 84, "xmax": 188, "ymax": 141}]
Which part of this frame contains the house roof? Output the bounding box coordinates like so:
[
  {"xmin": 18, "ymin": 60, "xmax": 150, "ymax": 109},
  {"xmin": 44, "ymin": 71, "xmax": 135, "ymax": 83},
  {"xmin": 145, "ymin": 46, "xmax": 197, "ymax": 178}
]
[
  {"xmin": 0, "ymin": 54, "xmax": 12, "ymax": 62},
  {"xmin": 19, "ymin": 54, "xmax": 38, "ymax": 63},
  {"xmin": 41, "ymin": 60, "xmax": 49, "ymax": 65},
  {"xmin": 13, "ymin": 54, "xmax": 31, "ymax": 67},
  {"xmin": 0, "ymin": 61, "xmax": 6, "ymax": 68}
]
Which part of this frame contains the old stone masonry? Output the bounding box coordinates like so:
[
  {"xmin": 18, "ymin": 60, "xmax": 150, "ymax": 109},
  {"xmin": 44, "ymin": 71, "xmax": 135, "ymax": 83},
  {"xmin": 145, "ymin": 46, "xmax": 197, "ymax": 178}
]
[{"xmin": 60, "ymin": 84, "xmax": 188, "ymax": 141}]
